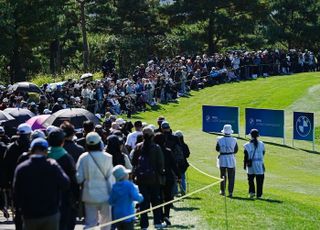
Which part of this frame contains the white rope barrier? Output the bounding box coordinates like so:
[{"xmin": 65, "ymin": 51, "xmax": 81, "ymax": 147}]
[{"xmin": 87, "ymin": 162, "xmax": 223, "ymax": 229}]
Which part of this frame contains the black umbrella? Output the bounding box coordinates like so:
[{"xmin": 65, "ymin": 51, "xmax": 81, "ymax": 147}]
[
  {"xmin": 8, "ymin": 82, "xmax": 43, "ymax": 94},
  {"xmin": 4, "ymin": 108, "xmax": 35, "ymax": 124},
  {"xmin": 0, "ymin": 110, "xmax": 15, "ymax": 122},
  {"xmin": 43, "ymin": 108, "xmax": 100, "ymax": 129}
]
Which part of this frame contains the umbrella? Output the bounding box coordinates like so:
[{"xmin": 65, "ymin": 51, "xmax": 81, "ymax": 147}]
[
  {"xmin": 0, "ymin": 110, "xmax": 15, "ymax": 122},
  {"xmin": 26, "ymin": 114, "xmax": 50, "ymax": 130},
  {"xmin": 80, "ymin": 73, "xmax": 93, "ymax": 81},
  {"xmin": 8, "ymin": 82, "xmax": 43, "ymax": 94},
  {"xmin": 4, "ymin": 108, "xmax": 35, "ymax": 124},
  {"xmin": 43, "ymin": 108, "xmax": 100, "ymax": 129}
]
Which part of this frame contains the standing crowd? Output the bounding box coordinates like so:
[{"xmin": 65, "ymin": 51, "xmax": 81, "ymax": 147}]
[
  {"xmin": 0, "ymin": 115, "xmax": 190, "ymax": 230},
  {"xmin": 0, "ymin": 49, "xmax": 319, "ymax": 120}
]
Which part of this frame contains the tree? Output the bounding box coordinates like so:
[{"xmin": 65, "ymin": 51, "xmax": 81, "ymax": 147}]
[
  {"xmin": 0, "ymin": 0, "xmax": 65, "ymax": 82},
  {"xmin": 265, "ymin": 0, "xmax": 320, "ymax": 49},
  {"xmin": 164, "ymin": 0, "xmax": 266, "ymax": 53}
]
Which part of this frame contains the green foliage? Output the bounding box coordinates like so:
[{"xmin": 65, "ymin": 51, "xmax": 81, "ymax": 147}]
[{"xmin": 1, "ymin": 0, "xmax": 320, "ymax": 83}]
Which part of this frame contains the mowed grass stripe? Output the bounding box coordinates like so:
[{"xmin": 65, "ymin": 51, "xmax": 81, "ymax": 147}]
[{"xmin": 130, "ymin": 72, "xmax": 320, "ymax": 229}]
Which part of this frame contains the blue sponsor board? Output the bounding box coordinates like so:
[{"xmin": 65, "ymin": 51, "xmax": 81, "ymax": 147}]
[
  {"xmin": 293, "ymin": 112, "xmax": 314, "ymax": 141},
  {"xmin": 245, "ymin": 108, "xmax": 284, "ymax": 138},
  {"xmin": 202, "ymin": 105, "xmax": 239, "ymax": 134}
]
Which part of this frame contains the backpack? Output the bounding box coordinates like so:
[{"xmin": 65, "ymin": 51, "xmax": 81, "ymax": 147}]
[
  {"xmin": 134, "ymin": 146, "xmax": 157, "ymax": 185},
  {"xmin": 173, "ymin": 144, "xmax": 185, "ymax": 163}
]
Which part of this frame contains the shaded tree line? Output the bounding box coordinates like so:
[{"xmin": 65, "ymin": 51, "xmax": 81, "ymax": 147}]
[{"xmin": 0, "ymin": 0, "xmax": 320, "ymax": 83}]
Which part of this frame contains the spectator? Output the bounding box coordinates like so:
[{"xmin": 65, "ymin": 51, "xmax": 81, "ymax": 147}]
[
  {"xmin": 76, "ymin": 121, "xmax": 95, "ymax": 149},
  {"xmin": 60, "ymin": 121, "xmax": 85, "ymax": 163},
  {"xmin": 153, "ymin": 132, "xmax": 180, "ymax": 226},
  {"xmin": 106, "ymin": 135, "xmax": 132, "ymax": 170},
  {"xmin": 3, "ymin": 124, "xmax": 32, "ymax": 189},
  {"xmin": 108, "ymin": 165, "xmax": 144, "ymax": 230},
  {"xmin": 47, "ymin": 129, "xmax": 78, "ymax": 230},
  {"xmin": 131, "ymin": 127, "xmax": 166, "ymax": 229},
  {"xmin": 76, "ymin": 132, "xmax": 114, "ymax": 230},
  {"xmin": 13, "ymin": 138, "xmax": 70, "ymax": 230},
  {"xmin": 125, "ymin": 120, "xmax": 143, "ymax": 152}
]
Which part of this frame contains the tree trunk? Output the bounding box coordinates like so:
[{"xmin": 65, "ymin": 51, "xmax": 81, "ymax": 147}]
[
  {"xmin": 11, "ymin": 46, "xmax": 26, "ymax": 83},
  {"xmin": 207, "ymin": 15, "xmax": 215, "ymax": 54},
  {"xmin": 79, "ymin": 1, "xmax": 89, "ymax": 71}
]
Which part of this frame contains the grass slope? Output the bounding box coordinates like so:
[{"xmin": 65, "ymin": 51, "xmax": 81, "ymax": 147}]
[{"xmin": 131, "ymin": 72, "xmax": 320, "ymax": 229}]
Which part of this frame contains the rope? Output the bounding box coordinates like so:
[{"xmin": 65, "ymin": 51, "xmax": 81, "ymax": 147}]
[{"xmin": 87, "ymin": 180, "xmax": 222, "ymax": 230}]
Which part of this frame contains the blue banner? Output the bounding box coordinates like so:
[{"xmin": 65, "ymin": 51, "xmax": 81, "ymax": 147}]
[
  {"xmin": 245, "ymin": 108, "xmax": 284, "ymax": 138},
  {"xmin": 293, "ymin": 112, "xmax": 314, "ymax": 141},
  {"xmin": 202, "ymin": 106, "xmax": 239, "ymax": 134}
]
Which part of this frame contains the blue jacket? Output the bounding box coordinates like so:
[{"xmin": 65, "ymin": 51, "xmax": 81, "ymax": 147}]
[{"xmin": 108, "ymin": 180, "xmax": 143, "ymax": 222}]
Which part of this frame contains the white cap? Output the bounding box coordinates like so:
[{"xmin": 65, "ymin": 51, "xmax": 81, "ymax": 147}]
[
  {"xmin": 17, "ymin": 123, "xmax": 32, "ymax": 135},
  {"xmin": 113, "ymin": 165, "xmax": 131, "ymax": 181},
  {"xmin": 116, "ymin": 118, "xmax": 126, "ymax": 125},
  {"xmin": 46, "ymin": 125, "xmax": 58, "ymax": 134},
  {"xmin": 86, "ymin": 132, "xmax": 102, "ymax": 145}
]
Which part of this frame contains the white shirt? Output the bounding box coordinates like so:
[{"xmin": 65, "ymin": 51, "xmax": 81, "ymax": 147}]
[
  {"xmin": 76, "ymin": 151, "xmax": 114, "ymax": 203},
  {"xmin": 216, "ymin": 136, "xmax": 237, "ymax": 168},
  {"xmin": 244, "ymin": 141, "xmax": 265, "ymax": 175},
  {"xmin": 125, "ymin": 131, "xmax": 142, "ymax": 149}
]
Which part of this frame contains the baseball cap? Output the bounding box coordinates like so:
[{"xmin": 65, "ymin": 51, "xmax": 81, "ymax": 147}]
[
  {"xmin": 31, "ymin": 129, "xmax": 46, "ymax": 140},
  {"xmin": 30, "ymin": 138, "xmax": 49, "ymax": 149},
  {"xmin": 86, "ymin": 132, "xmax": 102, "ymax": 145},
  {"xmin": 113, "ymin": 165, "xmax": 131, "ymax": 181},
  {"xmin": 161, "ymin": 121, "xmax": 170, "ymax": 129},
  {"xmin": 174, "ymin": 130, "xmax": 183, "ymax": 137},
  {"xmin": 17, "ymin": 123, "xmax": 32, "ymax": 135}
]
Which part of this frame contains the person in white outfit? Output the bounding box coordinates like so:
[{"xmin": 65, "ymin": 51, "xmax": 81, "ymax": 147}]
[
  {"xmin": 76, "ymin": 132, "xmax": 114, "ymax": 230},
  {"xmin": 216, "ymin": 124, "xmax": 238, "ymax": 197},
  {"xmin": 243, "ymin": 129, "xmax": 265, "ymax": 199}
]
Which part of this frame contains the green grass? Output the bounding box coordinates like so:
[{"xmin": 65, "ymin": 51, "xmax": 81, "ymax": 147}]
[{"xmin": 129, "ymin": 73, "xmax": 320, "ymax": 229}]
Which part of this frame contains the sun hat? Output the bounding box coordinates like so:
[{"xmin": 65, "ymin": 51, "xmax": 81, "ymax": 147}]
[
  {"xmin": 86, "ymin": 132, "xmax": 102, "ymax": 145},
  {"xmin": 17, "ymin": 123, "xmax": 32, "ymax": 135},
  {"xmin": 221, "ymin": 124, "xmax": 233, "ymax": 135},
  {"xmin": 113, "ymin": 165, "xmax": 131, "ymax": 181}
]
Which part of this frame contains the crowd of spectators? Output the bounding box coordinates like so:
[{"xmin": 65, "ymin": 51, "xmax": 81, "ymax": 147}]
[{"xmin": 0, "ymin": 49, "xmax": 319, "ymax": 119}]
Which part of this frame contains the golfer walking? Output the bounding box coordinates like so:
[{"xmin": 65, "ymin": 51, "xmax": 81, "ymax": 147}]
[{"xmin": 216, "ymin": 124, "xmax": 238, "ymax": 197}]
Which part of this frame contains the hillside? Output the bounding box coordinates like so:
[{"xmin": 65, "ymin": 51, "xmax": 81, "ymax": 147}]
[{"xmin": 133, "ymin": 72, "xmax": 320, "ymax": 229}]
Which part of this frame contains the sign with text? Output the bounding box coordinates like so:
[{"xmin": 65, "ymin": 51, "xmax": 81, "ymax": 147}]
[
  {"xmin": 293, "ymin": 112, "xmax": 314, "ymax": 141},
  {"xmin": 202, "ymin": 105, "xmax": 239, "ymax": 134},
  {"xmin": 245, "ymin": 108, "xmax": 284, "ymax": 138}
]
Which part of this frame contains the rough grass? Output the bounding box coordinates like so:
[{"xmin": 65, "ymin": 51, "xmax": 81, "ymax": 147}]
[{"xmin": 129, "ymin": 73, "xmax": 320, "ymax": 229}]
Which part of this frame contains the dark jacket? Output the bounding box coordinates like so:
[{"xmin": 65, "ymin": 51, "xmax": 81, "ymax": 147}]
[
  {"xmin": 0, "ymin": 142, "xmax": 7, "ymax": 188},
  {"xmin": 76, "ymin": 137, "xmax": 86, "ymax": 150},
  {"xmin": 13, "ymin": 155, "xmax": 70, "ymax": 219},
  {"xmin": 161, "ymin": 147, "xmax": 180, "ymax": 183},
  {"xmin": 63, "ymin": 140, "xmax": 85, "ymax": 164},
  {"xmin": 132, "ymin": 141, "xmax": 165, "ymax": 186},
  {"xmin": 3, "ymin": 135, "xmax": 30, "ymax": 187}
]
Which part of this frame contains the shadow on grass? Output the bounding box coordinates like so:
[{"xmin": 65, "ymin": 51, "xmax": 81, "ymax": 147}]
[
  {"xmin": 230, "ymin": 196, "xmax": 282, "ymax": 203},
  {"xmin": 173, "ymin": 206, "xmax": 200, "ymax": 212},
  {"xmin": 230, "ymin": 196, "xmax": 255, "ymax": 201},
  {"xmin": 184, "ymin": 196, "xmax": 202, "ymax": 200},
  {"xmin": 170, "ymin": 224, "xmax": 195, "ymax": 229},
  {"xmin": 299, "ymin": 148, "xmax": 320, "ymax": 155}
]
